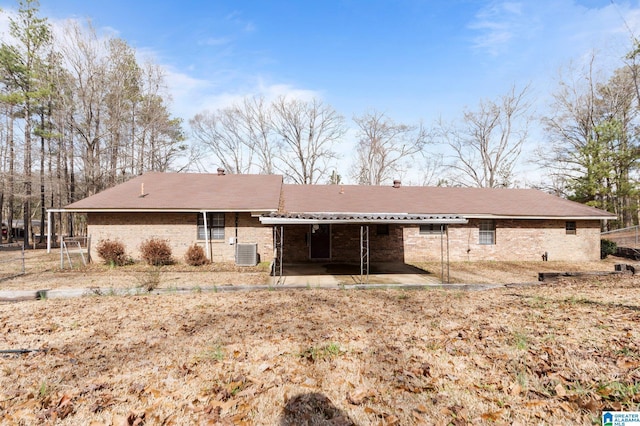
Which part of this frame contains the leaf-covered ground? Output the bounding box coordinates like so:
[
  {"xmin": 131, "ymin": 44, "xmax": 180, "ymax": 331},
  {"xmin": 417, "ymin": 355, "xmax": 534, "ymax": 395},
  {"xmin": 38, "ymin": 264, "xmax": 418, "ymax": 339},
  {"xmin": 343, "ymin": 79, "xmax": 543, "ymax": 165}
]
[
  {"xmin": 1, "ymin": 275, "xmax": 639, "ymax": 425},
  {"xmin": 0, "ymin": 249, "xmax": 621, "ymax": 291}
]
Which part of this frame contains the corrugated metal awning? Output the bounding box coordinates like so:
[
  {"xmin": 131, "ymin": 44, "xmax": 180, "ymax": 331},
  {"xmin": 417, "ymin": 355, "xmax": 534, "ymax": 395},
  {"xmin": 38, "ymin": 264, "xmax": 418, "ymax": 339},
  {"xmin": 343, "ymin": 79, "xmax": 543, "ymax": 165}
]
[{"xmin": 259, "ymin": 212, "xmax": 468, "ymax": 225}]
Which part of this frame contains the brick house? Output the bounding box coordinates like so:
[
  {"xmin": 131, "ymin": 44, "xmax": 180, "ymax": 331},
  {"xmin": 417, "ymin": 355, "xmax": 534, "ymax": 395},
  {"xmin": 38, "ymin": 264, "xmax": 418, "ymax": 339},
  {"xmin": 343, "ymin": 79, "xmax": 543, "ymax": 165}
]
[{"xmin": 58, "ymin": 171, "xmax": 616, "ymax": 266}]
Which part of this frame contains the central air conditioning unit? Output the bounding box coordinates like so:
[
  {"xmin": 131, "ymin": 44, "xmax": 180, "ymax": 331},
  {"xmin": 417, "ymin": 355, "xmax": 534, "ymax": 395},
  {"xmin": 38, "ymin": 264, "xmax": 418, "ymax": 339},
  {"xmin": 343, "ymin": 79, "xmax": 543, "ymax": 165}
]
[{"xmin": 235, "ymin": 243, "xmax": 258, "ymax": 266}]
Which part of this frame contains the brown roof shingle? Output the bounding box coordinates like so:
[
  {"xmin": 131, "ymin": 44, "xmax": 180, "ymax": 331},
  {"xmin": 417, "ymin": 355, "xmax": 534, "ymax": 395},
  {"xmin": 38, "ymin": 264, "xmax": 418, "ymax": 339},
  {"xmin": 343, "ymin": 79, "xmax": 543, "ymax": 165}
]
[
  {"xmin": 281, "ymin": 184, "xmax": 616, "ymax": 219},
  {"xmin": 65, "ymin": 172, "xmax": 283, "ymax": 211},
  {"xmin": 64, "ymin": 173, "xmax": 616, "ymax": 219}
]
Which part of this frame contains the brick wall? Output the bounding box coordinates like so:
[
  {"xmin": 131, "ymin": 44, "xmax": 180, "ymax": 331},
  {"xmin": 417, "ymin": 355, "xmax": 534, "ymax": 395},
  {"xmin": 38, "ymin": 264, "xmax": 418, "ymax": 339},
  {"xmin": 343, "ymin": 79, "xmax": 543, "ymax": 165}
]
[
  {"xmin": 87, "ymin": 212, "xmax": 272, "ymax": 264},
  {"xmin": 88, "ymin": 214, "xmax": 602, "ymax": 264},
  {"xmin": 403, "ymin": 219, "xmax": 601, "ymax": 262},
  {"xmin": 281, "ymin": 224, "xmax": 406, "ymax": 263}
]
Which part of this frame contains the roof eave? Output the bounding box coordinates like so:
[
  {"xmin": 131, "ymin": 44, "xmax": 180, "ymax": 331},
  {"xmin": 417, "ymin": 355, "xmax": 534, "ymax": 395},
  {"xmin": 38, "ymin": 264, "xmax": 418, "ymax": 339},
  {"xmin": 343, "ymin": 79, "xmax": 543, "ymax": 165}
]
[
  {"xmin": 462, "ymin": 214, "xmax": 617, "ymax": 220},
  {"xmin": 54, "ymin": 208, "xmax": 279, "ymax": 214},
  {"xmin": 260, "ymin": 213, "xmax": 468, "ymax": 225}
]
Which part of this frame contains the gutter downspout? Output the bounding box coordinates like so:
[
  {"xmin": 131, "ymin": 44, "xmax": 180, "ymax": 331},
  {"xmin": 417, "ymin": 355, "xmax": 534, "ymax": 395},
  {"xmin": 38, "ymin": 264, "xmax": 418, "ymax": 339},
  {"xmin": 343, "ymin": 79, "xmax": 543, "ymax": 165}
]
[{"xmin": 203, "ymin": 212, "xmax": 210, "ymax": 260}]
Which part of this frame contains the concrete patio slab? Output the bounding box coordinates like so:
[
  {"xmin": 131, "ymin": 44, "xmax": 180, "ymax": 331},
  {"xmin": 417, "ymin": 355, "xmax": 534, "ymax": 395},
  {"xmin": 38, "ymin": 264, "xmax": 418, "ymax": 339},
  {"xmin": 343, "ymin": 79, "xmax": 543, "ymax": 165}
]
[{"xmin": 273, "ymin": 262, "xmax": 444, "ymax": 286}]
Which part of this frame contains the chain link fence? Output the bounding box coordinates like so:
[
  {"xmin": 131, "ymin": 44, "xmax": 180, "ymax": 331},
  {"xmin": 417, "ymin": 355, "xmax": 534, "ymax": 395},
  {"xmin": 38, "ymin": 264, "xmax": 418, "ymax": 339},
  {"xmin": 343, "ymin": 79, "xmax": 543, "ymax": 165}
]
[
  {"xmin": 601, "ymin": 226, "xmax": 640, "ymax": 248},
  {"xmin": 0, "ymin": 243, "xmax": 25, "ymax": 281}
]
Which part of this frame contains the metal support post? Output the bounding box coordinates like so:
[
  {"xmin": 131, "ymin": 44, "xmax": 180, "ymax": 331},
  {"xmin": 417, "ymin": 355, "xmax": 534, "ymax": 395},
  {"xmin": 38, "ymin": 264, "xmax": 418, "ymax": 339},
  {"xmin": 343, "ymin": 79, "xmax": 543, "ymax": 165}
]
[
  {"xmin": 360, "ymin": 225, "xmax": 369, "ymax": 284},
  {"xmin": 273, "ymin": 225, "xmax": 284, "ymax": 285}
]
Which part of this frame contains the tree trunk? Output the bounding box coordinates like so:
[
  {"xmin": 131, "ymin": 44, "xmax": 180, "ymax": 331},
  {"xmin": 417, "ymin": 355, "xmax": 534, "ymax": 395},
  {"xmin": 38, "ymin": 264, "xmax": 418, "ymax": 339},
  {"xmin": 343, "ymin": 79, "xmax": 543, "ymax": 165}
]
[{"xmin": 40, "ymin": 111, "xmax": 46, "ymax": 243}]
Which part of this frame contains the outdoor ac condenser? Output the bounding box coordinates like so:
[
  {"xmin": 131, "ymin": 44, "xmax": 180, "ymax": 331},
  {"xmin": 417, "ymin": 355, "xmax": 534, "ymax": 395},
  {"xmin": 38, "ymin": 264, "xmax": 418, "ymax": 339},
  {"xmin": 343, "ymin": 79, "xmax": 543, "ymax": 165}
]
[{"xmin": 235, "ymin": 243, "xmax": 258, "ymax": 266}]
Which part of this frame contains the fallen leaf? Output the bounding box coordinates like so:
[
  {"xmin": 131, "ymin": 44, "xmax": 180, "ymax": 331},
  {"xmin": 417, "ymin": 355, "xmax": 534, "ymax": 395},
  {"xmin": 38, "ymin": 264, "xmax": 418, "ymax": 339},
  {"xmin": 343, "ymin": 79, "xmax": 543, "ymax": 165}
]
[
  {"xmin": 383, "ymin": 414, "xmax": 400, "ymax": 425},
  {"xmin": 481, "ymin": 410, "xmax": 504, "ymax": 421},
  {"xmin": 112, "ymin": 415, "xmax": 128, "ymax": 426},
  {"xmin": 347, "ymin": 388, "xmax": 375, "ymax": 405},
  {"xmin": 559, "ymin": 401, "xmax": 574, "ymax": 413},
  {"xmin": 55, "ymin": 393, "xmax": 74, "ymax": 419},
  {"xmin": 555, "ymin": 383, "xmax": 567, "ymax": 398},
  {"xmin": 511, "ymin": 382, "xmax": 522, "ymax": 396},
  {"xmin": 413, "ymin": 404, "xmax": 428, "ymax": 413}
]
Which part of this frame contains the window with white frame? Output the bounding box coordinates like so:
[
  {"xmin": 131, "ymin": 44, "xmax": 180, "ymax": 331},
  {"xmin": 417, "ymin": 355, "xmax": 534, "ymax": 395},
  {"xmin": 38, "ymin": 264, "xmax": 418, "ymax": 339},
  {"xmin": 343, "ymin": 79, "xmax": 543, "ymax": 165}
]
[
  {"xmin": 565, "ymin": 221, "xmax": 576, "ymax": 235},
  {"xmin": 420, "ymin": 224, "xmax": 446, "ymax": 235},
  {"xmin": 478, "ymin": 220, "xmax": 495, "ymax": 245},
  {"xmin": 198, "ymin": 212, "xmax": 225, "ymax": 240}
]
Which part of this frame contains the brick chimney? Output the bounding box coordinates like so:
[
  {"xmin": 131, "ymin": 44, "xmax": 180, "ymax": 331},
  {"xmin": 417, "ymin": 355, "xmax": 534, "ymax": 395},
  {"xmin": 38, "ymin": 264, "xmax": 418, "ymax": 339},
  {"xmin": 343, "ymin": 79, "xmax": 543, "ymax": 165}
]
[
  {"xmin": 217, "ymin": 168, "xmax": 225, "ymax": 176},
  {"xmin": 393, "ymin": 179, "xmax": 401, "ymax": 188}
]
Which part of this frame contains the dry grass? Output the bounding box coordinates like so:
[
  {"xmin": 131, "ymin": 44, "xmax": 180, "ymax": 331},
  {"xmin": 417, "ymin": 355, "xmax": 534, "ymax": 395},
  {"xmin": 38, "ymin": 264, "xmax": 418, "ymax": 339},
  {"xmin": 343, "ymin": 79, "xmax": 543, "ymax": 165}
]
[
  {"xmin": 415, "ymin": 259, "xmax": 622, "ymax": 284},
  {"xmin": 0, "ymin": 249, "xmax": 627, "ymax": 291},
  {"xmin": 0, "ymin": 249, "xmax": 637, "ymax": 424},
  {"xmin": 0, "ymin": 250, "xmax": 271, "ymax": 291},
  {"xmin": 1, "ymin": 272, "xmax": 639, "ymax": 424}
]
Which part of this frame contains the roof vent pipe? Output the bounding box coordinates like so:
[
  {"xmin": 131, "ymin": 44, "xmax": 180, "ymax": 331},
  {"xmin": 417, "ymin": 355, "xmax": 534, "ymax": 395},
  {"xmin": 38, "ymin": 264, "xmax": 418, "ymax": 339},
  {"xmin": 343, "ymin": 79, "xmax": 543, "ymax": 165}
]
[
  {"xmin": 393, "ymin": 180, "xmax": 401, "ymax": 188},
  {"xmin": 217, "ymin": 168, "xmax": 225, "ymax": 176}
]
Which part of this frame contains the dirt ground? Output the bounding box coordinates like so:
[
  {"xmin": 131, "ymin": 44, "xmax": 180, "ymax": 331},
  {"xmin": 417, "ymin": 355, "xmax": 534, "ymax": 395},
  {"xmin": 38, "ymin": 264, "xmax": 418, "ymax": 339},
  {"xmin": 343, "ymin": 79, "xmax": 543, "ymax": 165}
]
[
  {"xmin": 0, "ymin": 250, "xmax": 638, "ymax": 425},
  {"xmin": 0, "ymin": 249, "xmax": 625, "ymax": 291}
]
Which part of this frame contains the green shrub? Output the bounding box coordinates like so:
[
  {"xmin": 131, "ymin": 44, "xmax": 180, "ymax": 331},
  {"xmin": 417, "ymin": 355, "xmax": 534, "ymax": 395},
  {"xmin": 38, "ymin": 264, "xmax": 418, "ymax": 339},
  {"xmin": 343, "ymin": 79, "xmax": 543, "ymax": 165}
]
[
  {"xmin": 140, "ymin": 238, "xmax": 173, "ymax": 266},
  {"xmin": 601, "ymin": 239, "xmax": 617, "ymax": 259},
  {"xmin": 185, "ymin": 244, "xmax": 209, "ymax": 266},
  {"xmin": 96, "ymin": 239, "xmax": 129, "ymax": 266}
]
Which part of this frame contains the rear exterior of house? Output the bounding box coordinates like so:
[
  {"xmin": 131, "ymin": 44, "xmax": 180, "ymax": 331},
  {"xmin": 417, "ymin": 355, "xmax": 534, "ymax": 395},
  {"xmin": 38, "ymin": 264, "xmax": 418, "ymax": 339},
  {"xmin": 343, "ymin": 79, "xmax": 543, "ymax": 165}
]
[
  {"xmin": 63, "ymin": 172, "xmax": 281, "ymax": 264},
  {"xmin": 60, "ymin": 172, "xmax": 615, "ymax": 264},
  {"xmin": 264, "ymin": 184, "xmax": 608, "ymax": 263}
]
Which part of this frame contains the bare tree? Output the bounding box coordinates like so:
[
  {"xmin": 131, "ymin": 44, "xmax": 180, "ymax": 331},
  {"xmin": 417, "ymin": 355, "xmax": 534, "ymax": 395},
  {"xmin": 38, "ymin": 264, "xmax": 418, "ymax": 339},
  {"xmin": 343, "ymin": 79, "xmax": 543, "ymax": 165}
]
[
  {"xmin": 238, "ymin": 96, "xmax": 276, "ymax": 174},
  {"xmin": 105, "ymin": 37, "xmax": 140, "ymax": 185},
  {"xmin": 351, "ymin": 111, "xmax": 428, "ymax": 185},
  {"xmin": 271, "ymin": 96, "xmax": 345, "ymax": 184},
  {"xmin": 435, "ymin": 85, "xmax": 531, "ymax": 188},
  {"xmin": 135, "ymin": 62, "xmax": 184, "ymax": 174},
  {"xmin": 59, "ymin": 20, "xmax": 109, "ymax": 196},
  {"xmin": 190, "ymin": 108, "xmax": 255, "ymax": 174},
  {"xmin": 419, "ymin": 152, "xmax": 445, "ymax": 186},
  {"xmin": 189, "ymin": 96, "xmax": 282, "ymax": 175}
]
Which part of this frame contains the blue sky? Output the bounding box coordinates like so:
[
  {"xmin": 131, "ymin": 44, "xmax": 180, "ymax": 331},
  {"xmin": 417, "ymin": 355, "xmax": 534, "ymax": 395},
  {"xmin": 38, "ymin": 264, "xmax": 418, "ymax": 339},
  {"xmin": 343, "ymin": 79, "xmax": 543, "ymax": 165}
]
[{"xmin": 2, "ymin": 0, "xmax": 640, "ymax": 182}]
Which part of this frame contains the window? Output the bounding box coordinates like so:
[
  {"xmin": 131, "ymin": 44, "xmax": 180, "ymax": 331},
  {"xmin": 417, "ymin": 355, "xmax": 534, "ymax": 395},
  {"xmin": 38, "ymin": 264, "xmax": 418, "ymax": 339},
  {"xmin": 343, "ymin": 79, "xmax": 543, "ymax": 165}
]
[
  {"xmin": 198, "ymin": 212, "xmax": 225, "ymax": 240},
  {"xmin": 478, "ymin": 220, "xmax": 495, "ymax": 245},
  {"xmin": 376, "ymin": 224, "xmax": 389, "ymax": 236},
  {"xmin": 565, "ymin": 221, "xmax": 576, "ymax": 235},
  {"xmin": 420, "ymin": 224, "xmax": 446, "ymax": 235}
]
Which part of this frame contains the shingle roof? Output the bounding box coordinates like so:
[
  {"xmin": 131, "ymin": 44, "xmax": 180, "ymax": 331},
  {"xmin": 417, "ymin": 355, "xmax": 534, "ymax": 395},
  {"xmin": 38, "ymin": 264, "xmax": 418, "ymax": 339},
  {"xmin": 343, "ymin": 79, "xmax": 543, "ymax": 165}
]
[
  {"xmin": 64, "ymin": 172, "xmax": 283, "ymax": 212},
  {"xmin": 281, "ymin": 184, "xmax": 616, "ymax": 219},
  {"xmin": 63, "ymin": 173, "xmax": 617, "ymax": 220}
]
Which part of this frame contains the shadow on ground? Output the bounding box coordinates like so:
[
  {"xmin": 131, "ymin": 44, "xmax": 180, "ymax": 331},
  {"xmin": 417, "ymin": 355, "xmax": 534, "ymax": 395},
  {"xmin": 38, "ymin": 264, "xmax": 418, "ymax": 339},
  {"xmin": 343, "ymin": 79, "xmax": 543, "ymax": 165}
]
[{"xmin": 279, "ymin": 392, "xmax": 356, "ymax": 426}]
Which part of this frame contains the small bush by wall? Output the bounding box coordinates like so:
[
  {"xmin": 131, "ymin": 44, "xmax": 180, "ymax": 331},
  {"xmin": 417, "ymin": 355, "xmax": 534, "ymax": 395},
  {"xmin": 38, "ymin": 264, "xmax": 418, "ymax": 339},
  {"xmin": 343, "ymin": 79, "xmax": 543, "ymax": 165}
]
[
  {"xmin": 96, "ymin": 239, "xmax": 129, "ymax": 266},
  {"xmin": 140, "ymin": 238, "xmax": 174, "ymax": 266},
  {"xmin": 601, "ymin": 239, "xmax": 617, "ymax": 259},
  {"xmin": 185, "ymin": 244, "xmax": 209, "ymax": 266}
]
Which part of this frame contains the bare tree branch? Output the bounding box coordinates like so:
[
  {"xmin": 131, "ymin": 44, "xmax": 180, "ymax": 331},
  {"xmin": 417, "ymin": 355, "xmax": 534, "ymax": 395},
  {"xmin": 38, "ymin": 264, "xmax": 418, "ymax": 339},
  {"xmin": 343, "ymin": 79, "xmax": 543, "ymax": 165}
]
[
  {"xmin": 435, "ymin": 84, "xmax": 531, "ymax": 188},
  {"xmin": 351, "ymin": 110, "xmax": 428, "ymax": 185}
]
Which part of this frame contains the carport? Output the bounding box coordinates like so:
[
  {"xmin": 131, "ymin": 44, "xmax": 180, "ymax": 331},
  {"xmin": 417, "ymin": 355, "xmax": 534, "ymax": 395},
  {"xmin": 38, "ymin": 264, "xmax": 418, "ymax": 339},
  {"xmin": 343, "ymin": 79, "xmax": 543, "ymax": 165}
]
[{"xmin": 260, "ymin": 213, "xmax": 468, "ymax": 285}]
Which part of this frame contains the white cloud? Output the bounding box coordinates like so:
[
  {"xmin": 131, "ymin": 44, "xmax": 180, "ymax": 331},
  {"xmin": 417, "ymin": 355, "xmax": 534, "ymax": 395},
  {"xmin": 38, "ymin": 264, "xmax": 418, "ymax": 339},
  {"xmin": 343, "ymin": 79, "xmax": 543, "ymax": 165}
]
[
  {"xmin": 225, "ymin": 10, "xmax": 255, "ymax": 33},
  {"xmin": 469, "ymin": 0, "xmax": 640, "ymax": 61},
  {"xmin": 199, "ymin": 37, "xmax": 232, "ymax": 46},
  {"xmin": 469, "ymin": 1, "xmax": 527, "ymax": 56},
  {"xmin": 163, "ymin": 66, "xmax": 325, "ymax": 122},
  {"xmin": 256, "ymin": 81, "xmax": 321, "ymax": 102}
]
